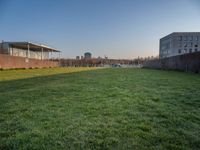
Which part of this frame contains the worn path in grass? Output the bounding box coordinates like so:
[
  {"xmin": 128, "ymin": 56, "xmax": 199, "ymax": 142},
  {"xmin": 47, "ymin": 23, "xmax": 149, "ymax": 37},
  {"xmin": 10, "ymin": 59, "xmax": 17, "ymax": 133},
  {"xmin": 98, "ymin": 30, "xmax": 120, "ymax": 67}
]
[{"xmin": 0, "ymin": 68, "xmax": 200, "ymax": 149}]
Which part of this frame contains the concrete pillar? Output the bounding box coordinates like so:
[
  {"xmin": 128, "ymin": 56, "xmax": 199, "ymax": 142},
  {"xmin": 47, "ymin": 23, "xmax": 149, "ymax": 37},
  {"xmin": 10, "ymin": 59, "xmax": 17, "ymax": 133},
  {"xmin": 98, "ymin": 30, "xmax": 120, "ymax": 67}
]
[
  {"xmin": 51, "ymin": 50, "xmax": 53, "ymax": 60},
  {"xmin": 11, "ymin": 47, "xmax": 13, "ymax": 56},
  {"xmin": 18, "ymin": 47, "xmax": 20, "ymax": 56},
  {"xmin": 48, "ymin": 51, "xmax": 50, "ymax": 60},
  {"xmin": 27, "ymin": 43, "xmax": 30, "ymax": 58},
  {"xmin": 8, "ymin": 46, "xmax": 11, "ymax": 55},
  {"xmin": 59, "ymin": 52, "xmax": 61, "ymax": 66},
  {"xmin": 41, "ymin": 48, "xmax": 43, "ymax": 60}
]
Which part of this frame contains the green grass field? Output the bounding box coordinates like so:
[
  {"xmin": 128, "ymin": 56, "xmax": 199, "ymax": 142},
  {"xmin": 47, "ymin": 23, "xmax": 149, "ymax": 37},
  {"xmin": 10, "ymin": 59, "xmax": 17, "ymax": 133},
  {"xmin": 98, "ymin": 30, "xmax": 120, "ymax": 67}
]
[{"xmin": 0, "ymin": 68, "xmax": 200, "ymax": 149}]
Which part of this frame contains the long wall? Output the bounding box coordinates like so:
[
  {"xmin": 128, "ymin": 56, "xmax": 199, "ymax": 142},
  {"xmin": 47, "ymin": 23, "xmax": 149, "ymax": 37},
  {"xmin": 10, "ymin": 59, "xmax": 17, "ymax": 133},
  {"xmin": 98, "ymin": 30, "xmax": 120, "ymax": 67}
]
[
  {"xmin": 143, "ymin": 52, "xmax": 200, "ymax": 73},
  {"xmin": 0, "ymin": 54, "xmax": 59, "ymax": 69}
]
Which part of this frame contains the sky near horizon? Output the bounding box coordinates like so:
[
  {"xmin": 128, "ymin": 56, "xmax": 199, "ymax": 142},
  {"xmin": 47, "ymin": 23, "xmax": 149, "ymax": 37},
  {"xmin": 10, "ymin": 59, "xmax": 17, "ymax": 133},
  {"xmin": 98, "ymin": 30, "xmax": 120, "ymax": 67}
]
[{"xmin": 0, "ymin": 0, "xmax": 200, "ymax": 59}]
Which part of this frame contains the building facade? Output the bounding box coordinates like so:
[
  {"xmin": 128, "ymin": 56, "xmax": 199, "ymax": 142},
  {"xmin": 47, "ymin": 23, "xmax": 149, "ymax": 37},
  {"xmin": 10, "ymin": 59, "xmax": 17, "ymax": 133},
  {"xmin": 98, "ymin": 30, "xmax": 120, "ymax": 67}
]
[
  {"xmin": 159, "ymin": 32, "xmax": 200, "ymax": 58},
  {"xmin": 84, "ymin": 52, "xmax": 92, "ymax": 59},
  {"xmin": 0, "ymin": 41, "xmax": 60, "ymax": 60}
]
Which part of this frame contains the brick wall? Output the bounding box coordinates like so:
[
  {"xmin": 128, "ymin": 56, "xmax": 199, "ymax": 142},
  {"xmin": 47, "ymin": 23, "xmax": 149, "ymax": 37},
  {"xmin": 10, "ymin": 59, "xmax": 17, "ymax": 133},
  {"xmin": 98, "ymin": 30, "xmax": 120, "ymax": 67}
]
[
  {"xmin": 0, "ymin": 54, "xmax": 59, "ymax": 69},
  {"xmin": 143, "ymin": 52, "xmax": 200, "ymax": 73}
]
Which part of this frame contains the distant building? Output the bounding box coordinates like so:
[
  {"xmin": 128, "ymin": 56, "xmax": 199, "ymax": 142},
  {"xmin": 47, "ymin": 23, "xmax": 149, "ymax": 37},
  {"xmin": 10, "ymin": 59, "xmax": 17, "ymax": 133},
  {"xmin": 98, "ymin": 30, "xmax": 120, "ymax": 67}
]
[
  {"xmin": 76, "ymin": 56, "xmax": 80, "ymax": 60},
  {"xmin": 84, "ymin": 52, "xmax": 92, "ymax": 59},
  {"xmin": 159, "ymin": 32, "xmax": 200, "ymax": 58},
  {"xmin": 0, "ymin": 41, "xmax": 60, "ymax": 60}
]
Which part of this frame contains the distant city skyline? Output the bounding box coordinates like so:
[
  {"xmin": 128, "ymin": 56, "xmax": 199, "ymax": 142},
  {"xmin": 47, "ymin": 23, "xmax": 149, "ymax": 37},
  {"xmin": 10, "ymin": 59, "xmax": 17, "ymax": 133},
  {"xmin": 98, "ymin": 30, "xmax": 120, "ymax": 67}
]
[{"xmin": 0, "ymin": 0, "xmax": 200, "ymax": 59}]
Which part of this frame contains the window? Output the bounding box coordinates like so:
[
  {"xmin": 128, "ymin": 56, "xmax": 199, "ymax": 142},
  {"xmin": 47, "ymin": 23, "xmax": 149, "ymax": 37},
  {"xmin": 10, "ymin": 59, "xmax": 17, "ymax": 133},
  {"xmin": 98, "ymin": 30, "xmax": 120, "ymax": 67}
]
[
  {"xmin": 190, "ymin": 42, "xmax": 193, "ymax": 47},
  {"xmin": 189, "ymin": 36, "xmax": 193, "ymax": 41},
  {"xmin": 195, "ymin": 44, "xmax": 198, "ymax": 47},
  {"xmin": 179, "ymin": 36, "xmax": 182, "ymax": 41},
  {"xmin": 195, "ymin": 49, "xmax": 198, "ymax": 52},
  {"xmin": 161, "ymin": 46, "xmax": 165, "ymax": 50},
  {"xmin": 195, "ymin": 36, "xmax": 199, "ymax": 41},
  {"xmin": 184, "ymin": 43, "xmax": 187, "ymax": 47},
  {"xmin": 178, "ymin": 49, "xmax": 181, "ymax": 54},
  {"xmin": 189, "ymin": 49, "xmax": 192, "ymax": 53},
  {"xmin": 184, "ymin": 49, "xmax": 187, "ymax": 53},
  {"xmin": 184, "ymin": 36, "xmax": 188, "ymax": 41}
]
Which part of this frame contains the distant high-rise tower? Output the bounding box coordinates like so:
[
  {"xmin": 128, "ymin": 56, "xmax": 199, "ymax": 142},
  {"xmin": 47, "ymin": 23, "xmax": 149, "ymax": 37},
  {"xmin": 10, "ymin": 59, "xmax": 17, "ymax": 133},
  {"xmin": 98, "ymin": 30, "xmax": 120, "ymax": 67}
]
[{"xmin": 84, "ymin": 52, "xmax": 92, "ymax": 59}]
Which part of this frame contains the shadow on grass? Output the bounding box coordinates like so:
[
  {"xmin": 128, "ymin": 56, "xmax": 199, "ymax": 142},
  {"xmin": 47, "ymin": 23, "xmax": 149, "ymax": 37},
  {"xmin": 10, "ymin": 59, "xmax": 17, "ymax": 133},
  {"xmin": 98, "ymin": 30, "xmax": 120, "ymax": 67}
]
[
  {"xmin": 1, "ymin": 67, "xmax": 200, "ymax": 94},
  {"xmin": 0, "ymin": 68, "xmax": 110, "ymax": 93},
  {"xmin": 0, "ymin": 67, "xmax": 103, "ymax": 82}
]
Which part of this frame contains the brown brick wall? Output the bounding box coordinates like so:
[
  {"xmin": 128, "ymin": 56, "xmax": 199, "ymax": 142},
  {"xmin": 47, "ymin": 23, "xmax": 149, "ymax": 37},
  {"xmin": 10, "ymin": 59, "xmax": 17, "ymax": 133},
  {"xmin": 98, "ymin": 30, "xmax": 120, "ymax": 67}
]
[
  {"xmin": 0, "ymin": 54, "xmax": 59, "ymax": 69},
  {"xmin": 143, "ymin": 52, "xmax": 200, "ymax": 73}
]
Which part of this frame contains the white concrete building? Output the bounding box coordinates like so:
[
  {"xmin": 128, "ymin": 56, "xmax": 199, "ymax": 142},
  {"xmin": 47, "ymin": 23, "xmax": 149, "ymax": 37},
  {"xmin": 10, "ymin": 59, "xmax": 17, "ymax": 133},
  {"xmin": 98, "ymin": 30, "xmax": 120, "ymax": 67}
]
[
  {"xmin": 0, "ymin": 41, "xmax": 60, "ymax": 60},
  {"xmin": 159, "ymin": 32, "xmax": 200, "ymax": 58}
]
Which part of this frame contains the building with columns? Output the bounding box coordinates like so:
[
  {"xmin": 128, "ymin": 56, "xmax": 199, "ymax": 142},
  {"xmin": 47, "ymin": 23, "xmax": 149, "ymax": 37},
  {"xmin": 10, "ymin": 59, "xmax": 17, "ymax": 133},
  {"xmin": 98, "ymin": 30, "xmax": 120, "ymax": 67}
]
[{"xmin": 0, "ymin": 41, "xmax": 60, "ymax": 60}]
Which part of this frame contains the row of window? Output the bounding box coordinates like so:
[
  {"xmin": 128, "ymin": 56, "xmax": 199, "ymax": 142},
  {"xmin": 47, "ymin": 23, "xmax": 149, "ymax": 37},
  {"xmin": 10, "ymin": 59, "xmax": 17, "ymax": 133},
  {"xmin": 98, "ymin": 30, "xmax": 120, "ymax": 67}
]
[
  {"xmin": 178, "ymin": 48, "xmax": 199, "ymax": 54},
  {"xmin": 178, "ymin": 35, "xmax": 199, "ymax": 41},
  {"xmin": 160, "ymin": 48, "xmax": 199, "ymax": 57},
  {"xmin": 178, "ymin": 43, "xmax": 198, "ymax": 48}
]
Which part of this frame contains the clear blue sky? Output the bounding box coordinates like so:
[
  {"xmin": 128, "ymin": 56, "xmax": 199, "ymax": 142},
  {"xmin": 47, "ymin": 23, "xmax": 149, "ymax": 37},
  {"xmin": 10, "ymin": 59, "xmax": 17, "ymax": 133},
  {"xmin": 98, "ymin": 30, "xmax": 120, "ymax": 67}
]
[{"xmin": 0, "ymin": 0, "xmax": 200, "ymax": 59}]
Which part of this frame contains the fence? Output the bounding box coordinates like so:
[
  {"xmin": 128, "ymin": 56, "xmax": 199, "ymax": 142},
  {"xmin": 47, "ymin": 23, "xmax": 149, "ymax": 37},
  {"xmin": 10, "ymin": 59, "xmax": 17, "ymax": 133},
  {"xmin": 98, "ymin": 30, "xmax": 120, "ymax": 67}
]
[
  {"xmin": 60, "ymin": 58, "xmax": 135, "ymax": 67},
  {"xmin": 0, "ymin": 54, "xmax": 59, "ymax": 69},
  {"xmin": 143, "ymin": 52, "xmax": 200, "ymax": 73}
]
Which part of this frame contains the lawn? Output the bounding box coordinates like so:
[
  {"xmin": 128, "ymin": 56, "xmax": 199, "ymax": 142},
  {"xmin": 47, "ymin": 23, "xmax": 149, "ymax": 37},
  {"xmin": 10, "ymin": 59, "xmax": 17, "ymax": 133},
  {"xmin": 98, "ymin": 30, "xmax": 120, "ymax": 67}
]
[{"xmin": 0, "ymin": 68, "xmax": 200, "ymax": 149}]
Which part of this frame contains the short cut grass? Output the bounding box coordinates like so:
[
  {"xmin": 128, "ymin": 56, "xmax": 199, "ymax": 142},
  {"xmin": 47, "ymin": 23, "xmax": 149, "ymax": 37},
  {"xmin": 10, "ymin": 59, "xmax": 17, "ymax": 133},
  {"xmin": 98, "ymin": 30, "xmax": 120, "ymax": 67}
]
[{"xmin": 0, "ymin": 68, "xmax": 200, "ymax": 149}]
